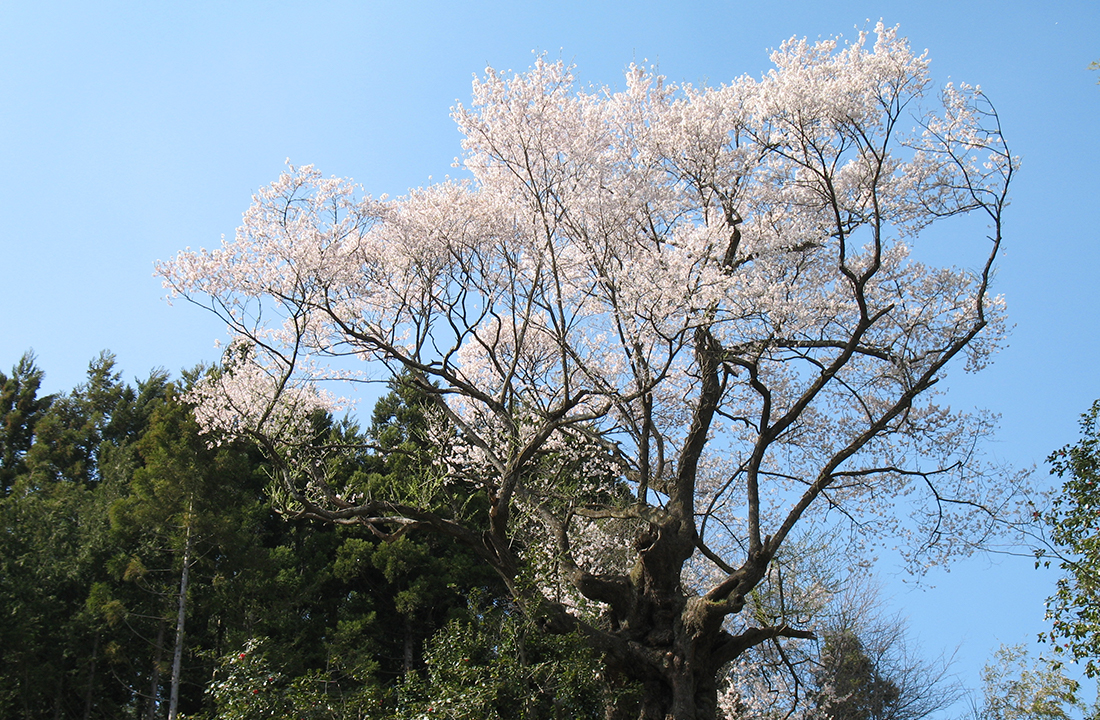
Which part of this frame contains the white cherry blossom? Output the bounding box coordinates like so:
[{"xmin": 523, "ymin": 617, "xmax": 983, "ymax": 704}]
[{"xmin": 158, "ymin": 23, "xmax": 1021, "ymax": 720}]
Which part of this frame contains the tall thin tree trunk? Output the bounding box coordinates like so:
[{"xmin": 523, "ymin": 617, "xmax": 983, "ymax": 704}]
[
  {"xmin": 517, "ymin": 623, "xmax": 536, "ymax": 720},
  {"xmin": 82, "ymin": 633, "xmax": 99, "ymax": 720},
  {"xmin": 51, "ymin": 673, "xmax": 64, "ymax": 720},
  {"xmin": 167, "ymin": 507, "xmax": 193, "ymax": 720},
  {"xmin": 147, "ymin": 621, "xmax": 165, "ymax": 720},
  {"xmin": 403, "ymin": 615, "xmax": 414, "ymax": 675},
  {"xmin": 21, "ymin": 666, "xmax": 31, "ymax": 719}
]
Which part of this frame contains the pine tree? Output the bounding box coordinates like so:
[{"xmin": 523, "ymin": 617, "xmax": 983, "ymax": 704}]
[{"xmin": 0, "ymin": 351, "xmax": 54, "ymax": 493}]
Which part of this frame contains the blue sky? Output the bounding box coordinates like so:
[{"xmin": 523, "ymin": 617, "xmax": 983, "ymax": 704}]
[{"xmin": 2, "ymin": 1, "xmax": 1098, "ymax": 713}]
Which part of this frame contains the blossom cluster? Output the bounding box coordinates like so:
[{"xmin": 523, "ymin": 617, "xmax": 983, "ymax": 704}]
[{"xmin": 158, "ymin": 22, "xmax": 1017, "ymax": 594}]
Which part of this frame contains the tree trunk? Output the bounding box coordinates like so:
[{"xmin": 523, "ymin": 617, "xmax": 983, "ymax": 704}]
[
  {"xmin": 517, "ymin": 623, "xmax": 536, "ymax": 720},
  {"xmin": 167, "ymin": 511, "xmax": 193, "ymax": 720},
  {"xmin": 21, "ymin": 666, "xmax": 31, "ymax": 719},
  {"xmin": 51, "ymin": 673, "xmax": 64, "ymax": 720},
  {"xmin": 82, "ymin": 633, "xmax": 99, "ymax": 720},
  {"xmin": 595, "ymin": 516, "xmax": 731, "ymax": 720},
  {"xmin": 147, "ymin": 621, "xmax": 165, "ymax": 720},
  {"xmin": 612, "ymin": 645, "xmax": 720, "ymax": 720},
  {"xmin": 403, "ymin": 614, "xmax": 414, "ymax": 676}
]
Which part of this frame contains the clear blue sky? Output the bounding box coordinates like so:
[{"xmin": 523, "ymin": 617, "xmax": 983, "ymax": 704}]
[{"xmin": 2, "ymin": 1, "xmax": 1097, "ymax": 713}]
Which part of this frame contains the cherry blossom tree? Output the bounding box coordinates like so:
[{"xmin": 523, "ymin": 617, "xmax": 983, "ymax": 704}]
[{"xmin": 158, "ymin": 24, "xmax": 1021, "ymax": 720}]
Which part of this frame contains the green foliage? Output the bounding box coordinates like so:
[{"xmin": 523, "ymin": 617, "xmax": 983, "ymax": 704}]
[
  {"xmin": 0, "ymin": 353, "xmax": 159, "ymax": 719},
  {"xmin": 810, "ymin": 630, "xmax": 901, "ymax": 720},
  {"xmin": 202, "ymin": 639, "xmax": 290, "ymax": 718},
  {"xmin": 202, "ymin": 638, "xmax": 383, "ymax": 720},
  {"xmin": 971, "ymin": 645, "xmax": 1087, "ymax": 720},
  {"xmin": 0, "ymin": 351, "xmax": 53, "ymax": 492},
  {"xmin": 19, "ymin": 352, "xmax": 168, "ymax": 489},
  {"xmin": 105, "ymin": 375, "xmax": 274, "ymax": 716},
  {"xmin": 1041, "ymin": 400, "xmax": 1100, "ymax": 676},
  {"xmin": 0, "ymin": 355, "xmax": 603, "ymax": 719},
  {"xmin": 398, "ymin": 594, "xmax": 609, "ymax": 720}
]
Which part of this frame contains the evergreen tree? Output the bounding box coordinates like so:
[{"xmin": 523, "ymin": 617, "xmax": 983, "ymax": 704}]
[
  {"xmin": 811, "ymin": 630, "xmax": 901, "ymax": 720},
  {"xmin": 105, "ymin": 376, "xmax": 272, "ymax": 718},
  {"xmin": 0, "ymin": 355, "xmax": 166, "ymax": 719},
  {"xmin": 0, "ymin": 359, "xmax": 599, "ymax": 718},
  {"xmin": 0, "ymin": 351, "xmax": 54, "ymax": 493}
]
